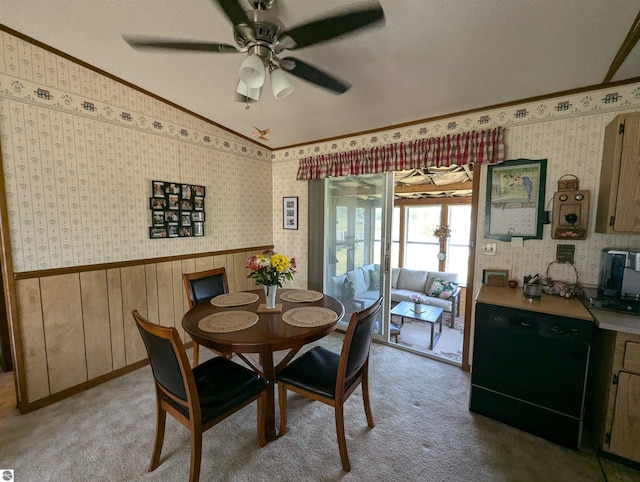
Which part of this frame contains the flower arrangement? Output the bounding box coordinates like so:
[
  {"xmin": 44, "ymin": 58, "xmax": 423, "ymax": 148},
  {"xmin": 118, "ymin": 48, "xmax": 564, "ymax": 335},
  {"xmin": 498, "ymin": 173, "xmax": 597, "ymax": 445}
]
[
  {"xmin": 411, "ymin": 294, "xmax": 425, "ymax": 304},
  {"xmin": 246, "ymin": 250, "xmax": 297, "ymax": 287}
]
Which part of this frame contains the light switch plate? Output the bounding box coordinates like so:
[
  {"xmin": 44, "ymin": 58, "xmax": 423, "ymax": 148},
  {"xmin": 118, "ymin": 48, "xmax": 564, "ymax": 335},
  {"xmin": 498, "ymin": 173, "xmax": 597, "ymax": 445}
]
[{"xmin": 482, "ymin": 242, "xmax": 497, "ymax": 255}]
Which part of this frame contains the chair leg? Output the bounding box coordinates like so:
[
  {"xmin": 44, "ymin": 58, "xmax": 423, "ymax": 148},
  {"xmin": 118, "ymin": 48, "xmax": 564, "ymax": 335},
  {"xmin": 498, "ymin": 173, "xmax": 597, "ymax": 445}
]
[
  {"xmin": 277, "ymin": 383, "xmax": 288, "ymax": 436},
  {"xmin": 257, "ymin": 391, "xmax": 267, "ymax": 447},
  {"xmin": 189, "ymin": 427, "xmax": 203, "ymax": 482},
  {"xmin": 149, "ymin": 395, "xmax": 166, "ymax": 472},
  {"xmin": 362, "ymin": 371, "xmax": 375, "ymax": 428},
  {"xmin": 335, "ymin": 403, "xmax": 351, "ymax": 472},
  {"xmin": 192, "ymin": 343, "xmax": 200, "ymax": 367}
]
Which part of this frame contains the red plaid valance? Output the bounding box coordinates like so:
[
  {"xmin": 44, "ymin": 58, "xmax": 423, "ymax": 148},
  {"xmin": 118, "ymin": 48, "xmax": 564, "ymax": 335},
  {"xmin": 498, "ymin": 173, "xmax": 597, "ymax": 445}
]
[{"xmin": 296, "ymin": 126, "xmax": 505, "ymax": 180}]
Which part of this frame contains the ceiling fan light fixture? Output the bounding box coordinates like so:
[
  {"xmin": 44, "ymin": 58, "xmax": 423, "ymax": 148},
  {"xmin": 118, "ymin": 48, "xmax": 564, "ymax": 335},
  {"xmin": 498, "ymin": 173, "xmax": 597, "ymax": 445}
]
[
  {"xmin": 236, "ymin": 79, "xmax": 261, "ymax": 101},
  {"xmin": 270, "ymin": 67, "xmax": 295, "ymax": 100},
  {"xmin": 239, "ymin": 54, "xmax": 265, "ymax": 88}
]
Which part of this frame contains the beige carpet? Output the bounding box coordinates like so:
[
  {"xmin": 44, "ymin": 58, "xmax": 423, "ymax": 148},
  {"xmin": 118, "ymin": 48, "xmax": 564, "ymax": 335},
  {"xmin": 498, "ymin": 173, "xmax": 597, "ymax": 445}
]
[{"xmin": 0, "ymin": 334, "xmax": 638, "ymax": 481}]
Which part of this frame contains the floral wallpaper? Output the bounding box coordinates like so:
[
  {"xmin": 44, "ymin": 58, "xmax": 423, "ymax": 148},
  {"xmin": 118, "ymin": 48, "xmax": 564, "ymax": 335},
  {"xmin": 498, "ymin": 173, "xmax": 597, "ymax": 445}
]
[
  {"xmin": 0, "ymin": 31, "xmax": 273, "ymax": 272},
  {"xmin": 272, "ymin": 82, "xmax": 640, "ymax": 290}
]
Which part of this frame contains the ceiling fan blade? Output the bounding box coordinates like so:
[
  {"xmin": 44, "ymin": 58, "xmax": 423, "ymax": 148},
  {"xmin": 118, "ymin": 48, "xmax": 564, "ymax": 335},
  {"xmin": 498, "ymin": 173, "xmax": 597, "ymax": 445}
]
[
  {"xmin": 281, "ymin": 4, "xmax": 384, "ymax": 50},
  {"xmin": 214, "ymin": 0, "xmax": 251, "ymax": 26},
  {"xmin": 124, "ymin": 36, "xmax": 239, "ymax": 53},
  {"xmin": 281, "ymin": 57, "xmax": 351, "ymax": 94}
]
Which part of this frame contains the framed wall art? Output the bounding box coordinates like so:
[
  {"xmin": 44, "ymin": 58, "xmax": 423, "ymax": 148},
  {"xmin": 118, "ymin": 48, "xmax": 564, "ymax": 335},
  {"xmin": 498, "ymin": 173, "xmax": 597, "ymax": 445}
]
[
  {"xmin": 482, "ymin": 269, "xmax": 509, "ymax": 286},
  {"xmin": 149, "ymin": 180, "xmax": 206, "ymax": 239},
  {"xmin": 283, "ymin": 196, "xmax": 298, "ymax": 230},
  {"xmin": 485, "ymin": 158, "xmax": 547, "ymax": 241}
]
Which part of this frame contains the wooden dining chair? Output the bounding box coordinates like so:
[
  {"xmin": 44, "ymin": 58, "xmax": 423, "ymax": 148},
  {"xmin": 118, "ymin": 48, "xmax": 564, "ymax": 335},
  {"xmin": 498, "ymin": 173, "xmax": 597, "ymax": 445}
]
[
  {"xmin": 132, "ymin": 310, "xmax": 267, "ymax": 482},
  {"xmin": 182, "ymin": 267, "xmax": 229, "ymax": 366},
  {"xmin": 276, "ymin": 296, "xmax": 383, "ymax": 472}
]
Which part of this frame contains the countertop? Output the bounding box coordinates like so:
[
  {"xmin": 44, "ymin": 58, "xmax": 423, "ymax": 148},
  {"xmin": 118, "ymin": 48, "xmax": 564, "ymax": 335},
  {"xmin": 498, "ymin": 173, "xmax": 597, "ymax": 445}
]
[
  {"xmin": 476, "ymin": 285, "xmax": 593, "ymax": 320},
  {"xmin": 583, "ymin": 307, "xmax": 640, "ymax": 336}
]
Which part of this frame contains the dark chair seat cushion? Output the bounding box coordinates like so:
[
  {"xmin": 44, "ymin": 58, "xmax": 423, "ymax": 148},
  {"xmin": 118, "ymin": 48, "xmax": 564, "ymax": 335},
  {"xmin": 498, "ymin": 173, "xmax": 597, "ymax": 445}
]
[
  {"xmin": 277, "ymin": 346, "xmax": 342, "ymax": 399},
  {"xmin": 168, "ymin": 357, "xmax": 267, "ymax": 423}
]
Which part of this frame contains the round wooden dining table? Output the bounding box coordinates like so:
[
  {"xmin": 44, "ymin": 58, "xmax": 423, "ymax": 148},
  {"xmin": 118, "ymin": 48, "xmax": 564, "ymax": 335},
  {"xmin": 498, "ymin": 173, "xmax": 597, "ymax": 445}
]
[{"xmin": 182, "ymin": 288, "xmax": 345, "ymax": 441}]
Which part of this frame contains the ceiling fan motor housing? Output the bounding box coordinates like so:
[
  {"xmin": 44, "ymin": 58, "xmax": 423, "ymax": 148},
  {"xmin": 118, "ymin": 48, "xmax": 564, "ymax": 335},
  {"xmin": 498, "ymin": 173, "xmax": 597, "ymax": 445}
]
[{"xmin": 233, "ymin": 9, "xmax": 282, "ymax": 51}]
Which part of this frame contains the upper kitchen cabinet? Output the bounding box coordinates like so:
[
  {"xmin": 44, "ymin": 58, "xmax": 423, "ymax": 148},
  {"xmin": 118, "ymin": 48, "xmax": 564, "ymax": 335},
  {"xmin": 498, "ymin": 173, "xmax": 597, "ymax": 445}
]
[{"xmin": 595, "ymin": 113, "xmax": 640, "ymax": 234}]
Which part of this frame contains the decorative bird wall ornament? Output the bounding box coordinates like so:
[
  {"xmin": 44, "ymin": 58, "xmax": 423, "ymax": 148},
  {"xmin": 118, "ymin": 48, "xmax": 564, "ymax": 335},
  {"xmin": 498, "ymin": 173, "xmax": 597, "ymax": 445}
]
[{"xmin": 252, "ymin": 127, "xmax": 270, "ymax": 141}]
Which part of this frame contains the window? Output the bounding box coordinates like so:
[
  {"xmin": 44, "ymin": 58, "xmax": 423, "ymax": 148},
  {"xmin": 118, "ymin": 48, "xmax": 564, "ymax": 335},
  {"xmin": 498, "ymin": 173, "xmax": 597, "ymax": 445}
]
[
  {"xmin": 405, "ymin": 206, "xmax": 441, "ymax": 271},
  {"xmin": 447, "ymin": 204, "xmax": 472, "ymax": 283},
  {"xmin": 392, "ymin": 201, "xmax": 471, "ymax": 285}
]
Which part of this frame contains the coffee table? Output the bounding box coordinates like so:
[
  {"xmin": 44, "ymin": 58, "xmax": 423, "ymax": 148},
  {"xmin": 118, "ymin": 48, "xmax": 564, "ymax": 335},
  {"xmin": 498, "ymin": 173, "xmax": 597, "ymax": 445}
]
[{"xmin": 390, "ymin": 301, "xmax": 444, "ymax": 350}]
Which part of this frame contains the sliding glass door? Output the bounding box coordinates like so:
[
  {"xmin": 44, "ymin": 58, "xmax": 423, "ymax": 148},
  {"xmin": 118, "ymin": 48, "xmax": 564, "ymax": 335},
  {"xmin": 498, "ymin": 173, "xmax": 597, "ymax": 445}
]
[{"xmin": 323, "ymin": 173, "xmax": 393, "ymax": 338}]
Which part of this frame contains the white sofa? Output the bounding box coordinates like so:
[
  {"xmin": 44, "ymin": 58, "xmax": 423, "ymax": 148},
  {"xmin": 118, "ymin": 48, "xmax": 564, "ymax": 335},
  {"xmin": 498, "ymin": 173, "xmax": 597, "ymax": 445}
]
[{"xmin": 329, "ymin": 265, "xmax": 461, "ymax": 322}]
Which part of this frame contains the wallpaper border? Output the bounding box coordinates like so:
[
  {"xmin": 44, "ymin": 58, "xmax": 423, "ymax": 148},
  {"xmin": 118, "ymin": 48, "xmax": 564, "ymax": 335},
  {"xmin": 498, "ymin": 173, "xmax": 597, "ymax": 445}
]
[{"xmin": 0, "ymin": 72, "xmax": 270, "ymax": 162}]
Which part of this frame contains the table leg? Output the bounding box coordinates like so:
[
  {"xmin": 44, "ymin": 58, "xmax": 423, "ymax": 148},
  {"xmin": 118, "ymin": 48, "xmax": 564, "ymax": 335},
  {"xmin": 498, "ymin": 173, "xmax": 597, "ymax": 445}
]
[
  {"xmin": 429, "ymin": 322, "xmax": 435, "ymax": 350},
  {"xmin": 259, "ymin": 351, "xmax": 278, "ymax": 441}
]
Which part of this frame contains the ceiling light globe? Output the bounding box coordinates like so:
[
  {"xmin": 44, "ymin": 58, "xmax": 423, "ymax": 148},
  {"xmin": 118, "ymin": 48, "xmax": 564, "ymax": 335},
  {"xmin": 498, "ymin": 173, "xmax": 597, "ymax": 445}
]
[
  {"xmin": 239, "ymin": 54, "xmax": 265, "ymax": 89},
  {"xmin": 270, "ymin": 68, "xmax": 295, "ymax": 100},
  {"xmin": 236, "ymin": 80, "xmax": 261, "ymax": 101}
]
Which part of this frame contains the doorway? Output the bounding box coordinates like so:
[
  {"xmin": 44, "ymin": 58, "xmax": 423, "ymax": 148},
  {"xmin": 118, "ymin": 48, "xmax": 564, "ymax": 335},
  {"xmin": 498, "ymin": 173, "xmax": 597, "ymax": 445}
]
[{"xmin": 322, "ymin": 172, "xmax": 394, "ymax": 340}]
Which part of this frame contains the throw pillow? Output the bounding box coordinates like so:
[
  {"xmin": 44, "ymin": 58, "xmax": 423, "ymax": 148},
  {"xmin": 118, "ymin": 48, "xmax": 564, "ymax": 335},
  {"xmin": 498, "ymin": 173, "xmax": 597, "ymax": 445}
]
[
  {"xmin": 369, "ymin": 270, "xmax": 381, "ymax": 290},
  {"xmin": 343, "ymin": 277, "xmax": 355, "ymax": 298},
  {"xmin": 427, "ymin": 278, "xmax": 458, "ymax": 299}
]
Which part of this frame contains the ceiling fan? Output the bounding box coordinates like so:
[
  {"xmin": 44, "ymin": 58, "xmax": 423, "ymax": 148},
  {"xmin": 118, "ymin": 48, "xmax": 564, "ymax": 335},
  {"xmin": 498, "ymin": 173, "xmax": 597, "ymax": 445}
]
[{"xmin": 123, "ymin": 0, "xmax": 385, "ymax": 102}]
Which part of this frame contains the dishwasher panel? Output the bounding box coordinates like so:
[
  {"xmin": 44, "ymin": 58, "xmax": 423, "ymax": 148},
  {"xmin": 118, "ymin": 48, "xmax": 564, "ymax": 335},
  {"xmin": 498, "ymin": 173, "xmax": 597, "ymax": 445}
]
[{"xmin": 470, "ymin": 302, "xmax": 593, "ymax": 449}]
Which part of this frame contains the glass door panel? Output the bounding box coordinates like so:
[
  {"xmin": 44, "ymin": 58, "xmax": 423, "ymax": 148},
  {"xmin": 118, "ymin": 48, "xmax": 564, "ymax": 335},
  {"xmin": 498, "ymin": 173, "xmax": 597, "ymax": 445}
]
[{"xmin": 324, "ymin": 173, "xmax": 392, "ymax": 338}]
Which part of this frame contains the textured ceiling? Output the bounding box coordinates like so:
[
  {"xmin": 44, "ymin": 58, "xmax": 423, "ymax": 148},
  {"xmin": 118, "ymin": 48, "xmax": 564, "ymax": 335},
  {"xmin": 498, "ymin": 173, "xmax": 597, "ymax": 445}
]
[{"xmin": 3, "ymin": 0, "xmax": 640, "ymax": 148}]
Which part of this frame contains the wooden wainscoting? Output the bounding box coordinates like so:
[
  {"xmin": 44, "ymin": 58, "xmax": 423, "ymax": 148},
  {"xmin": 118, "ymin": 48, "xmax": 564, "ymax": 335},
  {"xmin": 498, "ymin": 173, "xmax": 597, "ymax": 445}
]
[{"xmin": 12, "ymin": 248, "xmax": 265, "ymax": 412}]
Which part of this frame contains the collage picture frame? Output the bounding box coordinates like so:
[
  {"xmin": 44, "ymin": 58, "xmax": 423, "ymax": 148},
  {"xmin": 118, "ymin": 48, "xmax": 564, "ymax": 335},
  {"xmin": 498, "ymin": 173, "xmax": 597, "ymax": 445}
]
[
  {"xmin": 149, "ymin": 180, "xmax": 206, "ymax": 239},
  {"xmin": 283, "ymin": 196, "xmax": 298, "ymax": 230}
]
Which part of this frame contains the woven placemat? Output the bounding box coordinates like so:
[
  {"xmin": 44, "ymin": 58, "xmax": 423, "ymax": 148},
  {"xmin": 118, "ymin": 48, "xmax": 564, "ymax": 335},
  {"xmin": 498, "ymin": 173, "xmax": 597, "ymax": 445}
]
[
  {"xmin": 198, "ymin": 311, "xmax": 259, "ymax": 333},
  {"xmin": 281, "ymin": 307, "xmax": 338, "ymax": 328},
  {"xmin": 211, "ymin": 292, "xmax": 259, "ymax": 307},
  {"xmin": 279, "ymin": 290, "xmax": 324, "ymax": 303}
]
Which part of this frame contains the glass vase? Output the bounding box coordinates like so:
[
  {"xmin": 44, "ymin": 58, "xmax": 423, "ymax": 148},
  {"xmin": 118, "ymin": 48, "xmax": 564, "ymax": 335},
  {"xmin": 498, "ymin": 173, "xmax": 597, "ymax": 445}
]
[{"xmin": 264, "ymin": 284, "xmax": 278, "ymax": 309}]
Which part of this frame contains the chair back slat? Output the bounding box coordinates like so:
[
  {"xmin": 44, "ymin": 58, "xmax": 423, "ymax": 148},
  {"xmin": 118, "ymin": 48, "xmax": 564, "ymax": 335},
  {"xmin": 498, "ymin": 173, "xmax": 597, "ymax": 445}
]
[
  {"xmin": 183, "ymin": 268, "xmax": 228, "ymax": 308},
  {"xmin": 342, "ymin": 297, "xmax": 383, "ymax": 384}
]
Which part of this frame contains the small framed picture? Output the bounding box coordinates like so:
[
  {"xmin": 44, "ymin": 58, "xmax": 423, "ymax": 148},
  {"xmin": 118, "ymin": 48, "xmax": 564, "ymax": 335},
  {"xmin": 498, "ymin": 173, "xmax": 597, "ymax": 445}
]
[
  {"xmin": 181, "ymin": 184, "xmax": 192, "ymax": 200},
  {"xmin": 149, "ymin": 227, "xmax": 167, "ymax": 239},
  {"xmin": 166, "ymin": 182, "xmax": 180, "ymax": 194},
  {"xmin": 168, "ymin": 194, "xmax": 179, "ymax": 210},
  {"xmin": 283, "ymin": 196, "xmax": 298, "ymax": 230},
  {"xmin": 194, "ymin": 196, "xmax": 204, "ymax": 211},
  {"xmin": 150, "ymin": 197, "xmax": 166, "ymax": 210},
  {"xmin": 152, "ymin": 180, "xmax": 165, "ymax": 198},
  {"xmin": 192, "ymin": 211, "xmax": 205, "ymax": 222},
  {"xmin": 180, "ymin": 225, "xmax": 193, "ymax": 237},
  {"xmin": 152, "ymin": 211, "xmax": 165, "ymax": 227},
  {"xmin": 167, "ymin": 223, "xmax": 179, "ymax": 237},
  {"xmin": 193, "ymin": 222, "xmax": 204, "ymax": 236},
  {"xmin": 193, "ymin": 185, "xmax": 205, "ymax": 197},
  {"xmin": 165, "ymin": 210, "xmax": 178, "ymax": 223},
  {"xmin": 482, "ymin": 269, "xmax": 510, "ymax": 287},
  {"xmin": 180, "ymin": 199, "xmax": 192, "ymax": 211},
  {"xmin": 181, "ymin": 212, "xmax": 192, "ymax": 226}
]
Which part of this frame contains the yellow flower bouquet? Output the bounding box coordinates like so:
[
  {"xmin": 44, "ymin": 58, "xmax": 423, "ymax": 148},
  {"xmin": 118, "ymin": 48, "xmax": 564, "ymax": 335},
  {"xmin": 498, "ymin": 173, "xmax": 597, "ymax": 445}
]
[{"xmin": 246, "ymin": 250, "xmax": 297, "ymax": 287}]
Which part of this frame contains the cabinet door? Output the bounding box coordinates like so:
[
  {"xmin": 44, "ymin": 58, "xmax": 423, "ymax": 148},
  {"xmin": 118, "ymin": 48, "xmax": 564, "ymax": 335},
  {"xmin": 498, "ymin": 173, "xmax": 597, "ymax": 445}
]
[
  {"xmin": 614, "ymin": 116, "xmax": 640, "ymax": 232},
  {"xmin": 609, "ymin": 371, "xmax": 640, "ymax": 462}
]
